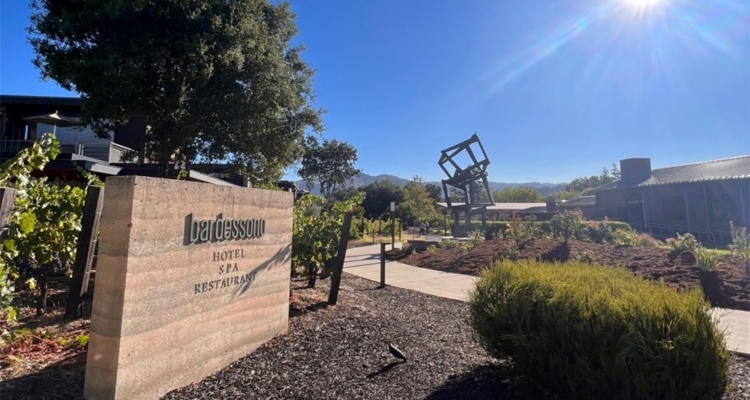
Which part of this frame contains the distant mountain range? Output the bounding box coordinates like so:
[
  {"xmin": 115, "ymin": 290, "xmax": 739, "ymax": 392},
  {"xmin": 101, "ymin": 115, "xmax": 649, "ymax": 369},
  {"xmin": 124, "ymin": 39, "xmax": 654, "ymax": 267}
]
[{"xmin": 295, "ymin": 172, "xmax": 567, "ymax": 197}]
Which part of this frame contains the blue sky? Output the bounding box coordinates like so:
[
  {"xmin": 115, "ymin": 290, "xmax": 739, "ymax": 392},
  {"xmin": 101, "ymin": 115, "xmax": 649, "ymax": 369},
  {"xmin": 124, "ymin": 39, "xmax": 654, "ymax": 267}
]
[{"xmin": 1, "ymin": 0, "xmax": 748, "ymax": 183}]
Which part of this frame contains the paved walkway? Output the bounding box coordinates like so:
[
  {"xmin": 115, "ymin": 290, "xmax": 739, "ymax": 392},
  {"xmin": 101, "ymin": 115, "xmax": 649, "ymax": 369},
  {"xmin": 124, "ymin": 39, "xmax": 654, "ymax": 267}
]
[{"xmin": 343, "ymin": 243, "xmax": 750, "ymax": 357}]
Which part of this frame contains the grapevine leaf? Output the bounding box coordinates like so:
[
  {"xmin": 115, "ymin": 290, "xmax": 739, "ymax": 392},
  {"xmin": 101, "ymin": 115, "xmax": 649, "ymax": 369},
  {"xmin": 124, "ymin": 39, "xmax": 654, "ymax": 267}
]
[{"xmin": 18, "ymin": 212, "xmax": 37, "ymax": 234}]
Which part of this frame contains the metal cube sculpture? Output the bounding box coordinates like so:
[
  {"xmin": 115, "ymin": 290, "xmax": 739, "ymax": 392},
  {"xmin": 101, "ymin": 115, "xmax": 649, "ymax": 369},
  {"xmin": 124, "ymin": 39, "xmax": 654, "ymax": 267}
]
[{"xmin": 438, "ymin": 133, "xmax": 494, "ymax": 237}]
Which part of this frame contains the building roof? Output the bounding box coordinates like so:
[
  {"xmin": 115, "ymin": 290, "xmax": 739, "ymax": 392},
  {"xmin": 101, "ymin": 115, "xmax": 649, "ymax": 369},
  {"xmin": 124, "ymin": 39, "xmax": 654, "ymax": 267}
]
[
  {"xmin": 44, "ymin": 153, "xmax": 123, "ymax": 176},
  {"xmin": 559, "ymin": 195, "xmax": 596, "ymax": 207},
  {"xmin": 0, "ymin": 94, "xmax": 82, "ymax": 107},
  {"xmin": 597, "ymin": 155, "xmax": 750, "ymax": 191},
  {"xmin": 435, "ymin": 202, "xmax": 546, "ymax": 211},
  {"xmin": 516, "ymin": 206, "xmax": 548, "ymax": 214}
]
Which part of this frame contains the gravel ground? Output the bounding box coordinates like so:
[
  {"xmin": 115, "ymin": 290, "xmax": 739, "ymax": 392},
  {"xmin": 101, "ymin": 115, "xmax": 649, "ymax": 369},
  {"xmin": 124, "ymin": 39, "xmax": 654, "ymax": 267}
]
[
  {"xmin": 2, "ymin": 273, "xmax": 749, "ymax": 399},
  {"xmin": 163, "ymin": 274, "xmax": 749, "ymax": 400},
  {"xmin": 163, "ymin": 275, "xmax": 551, "ymax": 400}
]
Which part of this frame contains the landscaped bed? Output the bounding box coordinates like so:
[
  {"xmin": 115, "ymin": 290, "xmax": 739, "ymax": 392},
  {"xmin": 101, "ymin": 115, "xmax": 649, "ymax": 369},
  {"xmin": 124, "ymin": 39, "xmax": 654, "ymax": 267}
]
[
  {"xmin": 1, "ymin": 274, "xmax": 749, "ymax": 399},
  {"xmin": 387, "ymin": 238, "xmax": 750, "ymax": 311}
]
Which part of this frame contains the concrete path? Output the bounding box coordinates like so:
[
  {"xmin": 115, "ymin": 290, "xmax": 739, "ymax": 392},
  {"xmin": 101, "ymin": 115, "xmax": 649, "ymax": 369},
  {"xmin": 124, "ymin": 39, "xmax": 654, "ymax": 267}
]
[{"xmin": 343, "ymin": 243, "xmax": 750, "ymax": 357}]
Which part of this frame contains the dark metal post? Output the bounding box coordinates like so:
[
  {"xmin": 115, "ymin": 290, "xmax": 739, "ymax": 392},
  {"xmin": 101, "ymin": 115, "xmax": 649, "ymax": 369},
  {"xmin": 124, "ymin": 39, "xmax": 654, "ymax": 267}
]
[
  {"xmin": 328, "ymin": 212, "xmax": 353, "ymax": 305},
  {"xmin": 380, "ymin": 242, "xmax": 386, "ymax": 288},
  {"xmin": 65, "ymin": 186, "xmax": 104, "ymax": 320}
]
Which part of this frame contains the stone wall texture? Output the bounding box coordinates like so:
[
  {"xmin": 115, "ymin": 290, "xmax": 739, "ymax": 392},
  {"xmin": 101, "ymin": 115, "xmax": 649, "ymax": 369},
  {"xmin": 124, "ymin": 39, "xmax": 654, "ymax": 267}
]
[{"xmin": 84, "ymin": 176, "xmax": 293, "ymax": 400}]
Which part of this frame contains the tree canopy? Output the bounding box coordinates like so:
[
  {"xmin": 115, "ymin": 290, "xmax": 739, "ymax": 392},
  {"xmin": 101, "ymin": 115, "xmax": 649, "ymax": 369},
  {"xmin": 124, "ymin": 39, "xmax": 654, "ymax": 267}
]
[
  {"xmin": 565, "ymin": 164, "xmax": 620, "ymax": 193},
  {"xmin": 492, "ymin": 186, "xmax": 544, "ymax": 203},
  {"xmin": 30, "ymin": 0, "xmax": 323, "ymax": 184},
  {"xmin": 360, "ymin": 180, "xmax": 404, "ymax": 219},
  {"xmin": 298, "ymin": 137, "xmax": 360, "ymax": 198},
  {"xmin": 398, "ymin": 176, "xmax": 440, "ymax": 225},
  {"xmin": 424, "ymin": 183, "xmax": 443, "ymax": 203},
  {"xmin": 550, "ymin": 163, "xmax": 620, "ymax": 201}
]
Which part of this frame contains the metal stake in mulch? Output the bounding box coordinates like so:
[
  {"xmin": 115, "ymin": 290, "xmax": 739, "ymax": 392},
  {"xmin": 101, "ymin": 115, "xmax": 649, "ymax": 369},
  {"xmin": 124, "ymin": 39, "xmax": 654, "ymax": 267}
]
[{"xmin": 379, "ymin": 242, "xmax": 388, "ymax": 288}]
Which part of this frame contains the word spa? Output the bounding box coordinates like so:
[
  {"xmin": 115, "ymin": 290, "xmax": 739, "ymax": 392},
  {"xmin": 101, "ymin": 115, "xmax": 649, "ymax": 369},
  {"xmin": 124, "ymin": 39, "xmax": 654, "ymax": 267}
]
[{"xmin": 186, "ymin": 213, "xmax": 266, "ymax": 244}]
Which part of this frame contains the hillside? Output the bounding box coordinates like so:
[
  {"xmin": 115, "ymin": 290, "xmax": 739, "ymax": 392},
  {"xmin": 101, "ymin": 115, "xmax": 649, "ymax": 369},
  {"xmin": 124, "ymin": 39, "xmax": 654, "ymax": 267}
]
[{"xmin": 294, "ymin": 172, "xmax": 567, "ymax": 197}]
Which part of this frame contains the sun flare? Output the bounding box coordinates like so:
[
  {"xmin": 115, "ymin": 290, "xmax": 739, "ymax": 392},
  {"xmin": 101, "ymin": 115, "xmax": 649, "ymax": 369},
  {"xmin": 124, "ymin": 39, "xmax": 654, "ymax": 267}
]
[{"xmin": 625, "ymin": 0, "xmax": 662, "ymax": 7}]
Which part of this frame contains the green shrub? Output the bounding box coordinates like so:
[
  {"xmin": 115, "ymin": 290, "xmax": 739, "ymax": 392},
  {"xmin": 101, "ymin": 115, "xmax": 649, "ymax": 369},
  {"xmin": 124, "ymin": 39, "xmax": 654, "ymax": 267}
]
[
  {"xmin": 636, "ymin": 233, "xmax": 662, "ymax": 248},
  {"xmin": 471, "ymin": 221, "xmax": 507, "ymax": 239},
  {"xmin": 505, "ymin": 243, "xmax": 520, "ymax": 261},
  {"xmin": 667, "ymin": 233, "xmax": 700, "ymax": 253},
  {"xmin": 613, "ymin": 230, "xmax": 662, "ymax": 248},
  {"xmin": 504, "ymin": 213, "xmax": 531, "ymax": 245},
  {"xmin": 694, "ymin": 247, "xmax": 720, "ymax": 272},
  {"xmin": 470, "ymin": 220, "xmax": 631, "ymax": 241},
  {"xmin": 469, "ymin": 229, "xmax": 484, "ymax": 247},
  {"xmin": 580, "ymin": 218, "xmax": 615, "ymax": 244},
  {"xmin": 550, "ymin": 209, "xmax": 584, "ymax": 241},
  {"xmin": 468, "ymin": 260, "xmax": 729, "ymax": 400},
  {"xmin": 730, "ymin": 222, "xmax": 750, "ymax": 260},
  {"xmin": 440, "ymin": 239, "xmax": 461, "ymax": 249},
  {"xmin": 569, "ymin": 248, "xmax": 594, "ymax": 263},
  {"xmin": 602, "ymin": 221, "xmax": 633, "ymax": 232},
  {"xmin": 522, "ymin": 214, "xmax": 544, "ymax": 239},
  {"xmin": 729, "ymin": 221, "xmax": 750, "ymax": 278},
  {"xmin": 613, "ymin": 229, "xmax": 639, "ymax": 246}
]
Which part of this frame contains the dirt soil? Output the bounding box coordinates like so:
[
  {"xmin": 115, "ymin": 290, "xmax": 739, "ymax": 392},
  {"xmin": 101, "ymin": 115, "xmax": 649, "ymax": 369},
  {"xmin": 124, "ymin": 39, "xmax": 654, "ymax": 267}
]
[
  {"xmin": 1, "ymin": 274, "xmax": 749, "ymax": 399},
  {"xmin": 387, "ymin": 238, "xmax": 750, "ymax": 311}
]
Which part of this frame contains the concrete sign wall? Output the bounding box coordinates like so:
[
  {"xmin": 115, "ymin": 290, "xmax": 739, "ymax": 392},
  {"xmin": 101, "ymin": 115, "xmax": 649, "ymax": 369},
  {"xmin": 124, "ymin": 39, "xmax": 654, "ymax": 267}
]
[{"xmin": 84, "ymin": 177, "xmax": 293, "ymax": 400}]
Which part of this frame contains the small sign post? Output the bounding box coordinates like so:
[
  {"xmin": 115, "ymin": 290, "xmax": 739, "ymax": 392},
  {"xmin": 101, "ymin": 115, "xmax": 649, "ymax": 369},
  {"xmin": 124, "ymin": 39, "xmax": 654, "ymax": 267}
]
[{"xmin": 390, "ymin": 202, "xmax": 396, "ymax": 249}]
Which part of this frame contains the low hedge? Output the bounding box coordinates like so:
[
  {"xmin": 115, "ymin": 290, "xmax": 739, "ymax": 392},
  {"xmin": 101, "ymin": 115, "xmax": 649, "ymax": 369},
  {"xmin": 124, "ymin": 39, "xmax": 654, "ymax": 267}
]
[
  {"xmin": 468, "ymin": 220, "xmax": 632, "ymax": 240},
  {"xmin": 468, "ymin": 260, "xmax": 730, "ymax": 400}
]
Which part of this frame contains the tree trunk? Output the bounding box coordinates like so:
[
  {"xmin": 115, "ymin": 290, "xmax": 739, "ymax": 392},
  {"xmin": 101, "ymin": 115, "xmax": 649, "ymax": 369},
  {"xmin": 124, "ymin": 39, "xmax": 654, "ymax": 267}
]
[
  {"xmin": 307, "ymin": 264, "xmax": 317, "ymax": 288},
  {"xmin": 37, "ymin": 274, "xmax": 48, "ymax": 316}
]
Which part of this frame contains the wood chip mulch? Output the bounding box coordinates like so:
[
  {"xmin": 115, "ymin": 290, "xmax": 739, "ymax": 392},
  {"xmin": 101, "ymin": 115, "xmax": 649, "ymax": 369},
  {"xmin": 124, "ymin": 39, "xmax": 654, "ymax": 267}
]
[
  {"xmin": 388, "ymin": 238, "xmax": 750, "ymax": 311},
  {"xmin": 1, "ymin": 274, "xmax": 749, "ymax": 399}
]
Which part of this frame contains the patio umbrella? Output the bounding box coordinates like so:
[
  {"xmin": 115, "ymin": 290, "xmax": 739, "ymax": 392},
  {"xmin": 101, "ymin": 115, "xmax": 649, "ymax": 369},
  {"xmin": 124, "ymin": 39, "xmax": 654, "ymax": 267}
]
[{"xmin": 22, "ymin": 111, "xmax": 81, "ymax": 135}]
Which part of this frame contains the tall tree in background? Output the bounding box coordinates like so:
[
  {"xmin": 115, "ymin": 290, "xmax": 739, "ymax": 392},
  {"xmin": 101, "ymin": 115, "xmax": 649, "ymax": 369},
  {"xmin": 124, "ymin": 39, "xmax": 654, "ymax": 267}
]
[
  {"xmin": 492, "ymin": 186, "xmax": 544, "ymax": 203},
  {"xmin": 29, "ymin": 0, "xmax": 323, "ymax": 184},
  {"xmin": 298, "ymin": 137, "xmax": 360, "ymax": 198},
  {"xmin": 565, "ymin": 164, "xmax": 620, "ymax": 193},
  {"xmin": 398, "ymin": 176, "xmax": 440, "ymax": 225},
  {"xmin": 550, "ymin": 163, "xmax": 620, "ymax": 201},
  {"xmin": 360, "ymin": 180, "xmax": 404, "ymax": 218},
  {"xmin": 424, "ymin": 183, "xmax": 443, "ymax": 203}
]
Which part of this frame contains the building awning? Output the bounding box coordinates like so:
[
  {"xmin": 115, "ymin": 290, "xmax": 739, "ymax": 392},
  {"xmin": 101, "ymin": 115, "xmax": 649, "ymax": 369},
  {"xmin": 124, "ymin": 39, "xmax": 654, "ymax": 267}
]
[
  {"xmin": 186, "ymin": 170, "xmax": 237, "ymax": 186},
  {"xmin": 113, "ymin": 164, "xmax": 240, "ymax": 186},
  {"xmin": 44, "ymin": 153, "xmax": 122, "ymax": 176},
  {"xmin": 435, "ymin": 202, "xmax": 546, "ymax": 212}
]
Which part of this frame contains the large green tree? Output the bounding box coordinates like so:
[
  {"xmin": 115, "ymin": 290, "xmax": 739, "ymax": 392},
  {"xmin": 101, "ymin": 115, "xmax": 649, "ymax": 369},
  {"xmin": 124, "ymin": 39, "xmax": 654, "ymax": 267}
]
[
  {"xmin": 398, "ymin": 176, "xmax": 440, "ymax": 225},
  {"xmin": 298, "ymin": 137, "xmax": 360, "ymax": 198},
  {"xmin": 492, "ymin": 186, "xmax": 544, "ymax": 203},
  {"xmin": 424, "ymin": 183, "xmax": 443, "ymax": 203},
  {"xmin": 29, "ymin": 0, "xmax": 323, "ymax": 184},
  {"xmin": 360, "ymin": 180, "xmax": 404, "ymax": 219}
]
